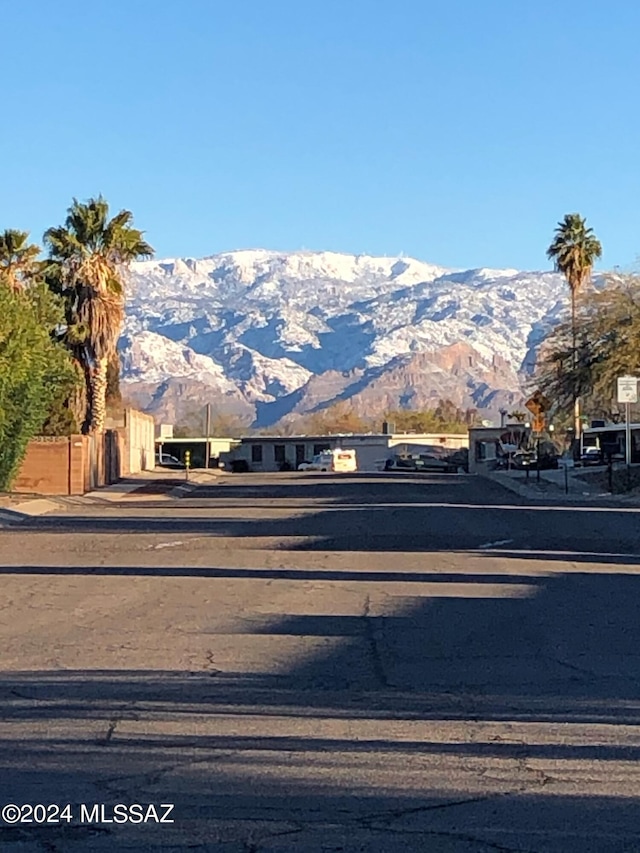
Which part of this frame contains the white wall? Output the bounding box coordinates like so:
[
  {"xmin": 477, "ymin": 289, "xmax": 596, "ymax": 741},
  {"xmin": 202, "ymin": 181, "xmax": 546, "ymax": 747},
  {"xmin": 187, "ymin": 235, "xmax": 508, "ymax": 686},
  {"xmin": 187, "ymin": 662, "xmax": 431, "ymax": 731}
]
[
  {"xmin": 126, "ymin": 408, "xmax": 156, "ymax": 473},
  {"xmin": 221, "ymin": 436, "xmax": 391, "ymax": 472}
]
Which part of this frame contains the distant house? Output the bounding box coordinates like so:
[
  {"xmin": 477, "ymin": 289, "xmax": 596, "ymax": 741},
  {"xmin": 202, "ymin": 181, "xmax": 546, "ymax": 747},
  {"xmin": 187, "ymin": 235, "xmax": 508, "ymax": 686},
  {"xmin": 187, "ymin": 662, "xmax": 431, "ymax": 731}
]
[
  {"xmin": 219, "ymin": 432, "xmax": 469, "ymax": 473},
  {"xmin": 155, "ymin": 436, "xmax": 239, "ymax": 468},
  {"xmin": 468, "ymin": 425, "xmax": 530, "ymax": 475}
]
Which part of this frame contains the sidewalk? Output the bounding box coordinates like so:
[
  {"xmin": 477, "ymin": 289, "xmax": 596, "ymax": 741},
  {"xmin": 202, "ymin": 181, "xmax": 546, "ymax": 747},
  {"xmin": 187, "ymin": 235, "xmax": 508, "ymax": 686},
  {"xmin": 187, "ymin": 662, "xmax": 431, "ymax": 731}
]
[
  {"xmin": 83, "ymin": 467, "xmax": 222, "ymax": 501},
  {"xmin": 0, "ymin": 468, "xmax": 223, "ymax": 523},
  {"xmin": 486, "ymin": 465, "xmax": 640, "ymax": 505}
]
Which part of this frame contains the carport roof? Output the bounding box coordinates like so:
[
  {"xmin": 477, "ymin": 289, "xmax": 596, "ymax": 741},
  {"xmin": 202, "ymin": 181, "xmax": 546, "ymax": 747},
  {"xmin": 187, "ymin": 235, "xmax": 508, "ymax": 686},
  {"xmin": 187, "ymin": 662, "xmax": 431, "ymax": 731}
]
[{"xmin": 237, "ymin": 434, "xmax": 389, "ymax": 442}]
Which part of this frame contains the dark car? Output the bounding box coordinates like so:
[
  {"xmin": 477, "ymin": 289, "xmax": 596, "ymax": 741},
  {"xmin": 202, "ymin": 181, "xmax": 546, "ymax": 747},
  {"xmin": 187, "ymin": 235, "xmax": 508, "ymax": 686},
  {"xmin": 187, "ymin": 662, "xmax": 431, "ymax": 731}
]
[
  {"xmin": 384, "ymin": 457, "xmax": 415, "ymax": 471},
  {"xmin": 511, "ymin": 451, "xmax": 536, "ymax": 469},
  {"xmin": 580, "ymin": 447, "xmax": 603, "ymax": 466},
  {"xmin": 512, "ymin": 450, "xmax": 559, "ymax": 470},
  {"xmin": 384, "ymin": 455, "xmax": 456, "ymax": 473},
  {"xmin": 447, "ymin": 448, "xmax": 469, "ymax": 472},
  {"xmin": 155, "ymin": 453, "xmax": 185, "ymax": 469}
]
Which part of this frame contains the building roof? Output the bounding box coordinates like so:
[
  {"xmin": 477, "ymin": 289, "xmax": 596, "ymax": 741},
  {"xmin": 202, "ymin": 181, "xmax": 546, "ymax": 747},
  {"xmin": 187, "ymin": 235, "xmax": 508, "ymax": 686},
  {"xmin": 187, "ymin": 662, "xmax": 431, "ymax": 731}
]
[
  {"xmin": 155, "ymin": 436, "xmax": 238, "ymax": 443},
  {"xmin": 237, "ymin": 434, "xmax": 389, "ymax": 442},
  {"xmin": 157, "ymin": 431, "xmax": 470, "ymax": 444},
  {"xmin": 583, "ymin": 423, "xmax": 640, "ymax": 433}
]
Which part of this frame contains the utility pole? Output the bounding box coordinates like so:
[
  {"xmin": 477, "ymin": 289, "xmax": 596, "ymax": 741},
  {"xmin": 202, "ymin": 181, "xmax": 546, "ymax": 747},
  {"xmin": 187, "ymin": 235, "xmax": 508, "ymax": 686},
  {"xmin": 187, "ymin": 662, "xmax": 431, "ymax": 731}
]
[{"xmin": 205, "ymin": 403, "xmax": 212, "ymax": 469}]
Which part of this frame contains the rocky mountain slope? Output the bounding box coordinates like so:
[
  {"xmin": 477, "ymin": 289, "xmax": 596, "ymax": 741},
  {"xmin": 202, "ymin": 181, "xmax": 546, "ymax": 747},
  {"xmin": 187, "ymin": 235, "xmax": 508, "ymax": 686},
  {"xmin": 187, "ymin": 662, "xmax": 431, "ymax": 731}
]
[{"xmin": 119, "ymin": 250, "xmax": 569, "ymax": 427}]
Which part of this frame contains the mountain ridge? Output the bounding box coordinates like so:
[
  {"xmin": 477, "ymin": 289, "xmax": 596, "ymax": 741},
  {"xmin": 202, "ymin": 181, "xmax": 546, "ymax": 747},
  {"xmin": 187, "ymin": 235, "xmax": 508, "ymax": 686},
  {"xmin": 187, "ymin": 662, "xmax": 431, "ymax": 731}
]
[{"xmin": 119, "ymin": 249, "xmax": 568, "ymax": 427}]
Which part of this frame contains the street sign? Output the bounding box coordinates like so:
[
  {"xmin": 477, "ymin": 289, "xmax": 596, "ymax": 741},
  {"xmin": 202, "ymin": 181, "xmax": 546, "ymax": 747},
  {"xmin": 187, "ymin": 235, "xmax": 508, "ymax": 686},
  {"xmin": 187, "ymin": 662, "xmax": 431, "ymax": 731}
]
[
  {"xmin": 617, "ymin": 376, "xmax": 638, "ymax": 404},
  {"xmin": 525, "ymin": 390, "xmax": 551, "ymax": 416}
]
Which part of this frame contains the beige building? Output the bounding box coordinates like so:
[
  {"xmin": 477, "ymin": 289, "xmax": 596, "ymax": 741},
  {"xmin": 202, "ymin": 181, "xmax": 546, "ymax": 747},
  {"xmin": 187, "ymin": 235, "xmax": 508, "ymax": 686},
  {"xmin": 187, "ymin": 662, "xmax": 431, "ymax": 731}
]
[
  {"xmin": 220, "ymin": 432, "xmax": 469, "ymax": 473},
  {"xmin": 468, "ymin": 425, "xmax": 529, "ymax": 475}
]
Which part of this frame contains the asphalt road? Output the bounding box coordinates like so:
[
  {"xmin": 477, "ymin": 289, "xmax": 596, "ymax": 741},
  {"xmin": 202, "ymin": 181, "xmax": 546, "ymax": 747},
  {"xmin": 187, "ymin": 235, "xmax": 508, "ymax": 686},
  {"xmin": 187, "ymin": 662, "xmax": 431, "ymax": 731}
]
[{"xmin": 1, "ymin": 471, "xmax": 640, "ymax": 852}]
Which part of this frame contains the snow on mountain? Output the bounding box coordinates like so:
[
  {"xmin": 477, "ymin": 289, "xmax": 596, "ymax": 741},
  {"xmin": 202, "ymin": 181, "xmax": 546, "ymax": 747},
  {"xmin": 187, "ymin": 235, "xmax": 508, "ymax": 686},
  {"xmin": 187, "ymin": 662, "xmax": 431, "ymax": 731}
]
[
  {"xmin": 120, "ymin": 331, "xmax": 230, "ymax": 386},
  {"xmin": 120, "ymin": 250, "xmax": 569, "ymax": 427}
]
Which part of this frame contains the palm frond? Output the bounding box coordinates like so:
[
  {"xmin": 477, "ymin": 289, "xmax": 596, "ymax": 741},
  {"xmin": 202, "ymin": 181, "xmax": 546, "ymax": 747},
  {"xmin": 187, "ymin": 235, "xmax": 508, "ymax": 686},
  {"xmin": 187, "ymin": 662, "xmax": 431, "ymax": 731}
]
[
  {"xmin": 0, "ymin": 229, "xmax": 41, "ymax": 292},
  {"xmin": 546, "ymin": 213, "xmax": 602, "ymax": 293}
]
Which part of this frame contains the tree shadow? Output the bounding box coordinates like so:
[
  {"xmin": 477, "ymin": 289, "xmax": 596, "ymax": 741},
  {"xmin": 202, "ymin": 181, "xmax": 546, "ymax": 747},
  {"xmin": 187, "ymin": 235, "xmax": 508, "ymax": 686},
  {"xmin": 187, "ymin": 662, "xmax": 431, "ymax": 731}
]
[
  {"xmin": 3, "ymin": 474, "xmax": 640, "ymax": 849},
  {"xmin": 1, "ymin": 569, "xmax": 640, "ymax": 849},
  {"xmin": 12, "ymin": 499, "xmax": 640, "ymax": 559}
]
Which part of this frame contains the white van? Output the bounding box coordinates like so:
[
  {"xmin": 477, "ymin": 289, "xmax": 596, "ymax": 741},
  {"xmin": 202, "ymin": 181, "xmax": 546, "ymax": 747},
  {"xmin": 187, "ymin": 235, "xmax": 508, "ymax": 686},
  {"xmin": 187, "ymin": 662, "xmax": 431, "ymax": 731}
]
[{"xmin": 298, "ymin": 448, "xmax": 357, "ymax": 473}]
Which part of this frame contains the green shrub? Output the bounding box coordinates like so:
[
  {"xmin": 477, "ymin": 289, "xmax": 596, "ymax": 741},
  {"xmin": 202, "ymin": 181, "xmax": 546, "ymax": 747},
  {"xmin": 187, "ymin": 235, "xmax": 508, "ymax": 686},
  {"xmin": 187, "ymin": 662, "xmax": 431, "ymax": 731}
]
[{"xmin": 0, "ymin": 286, "xmax": 77, "ymax": 490}]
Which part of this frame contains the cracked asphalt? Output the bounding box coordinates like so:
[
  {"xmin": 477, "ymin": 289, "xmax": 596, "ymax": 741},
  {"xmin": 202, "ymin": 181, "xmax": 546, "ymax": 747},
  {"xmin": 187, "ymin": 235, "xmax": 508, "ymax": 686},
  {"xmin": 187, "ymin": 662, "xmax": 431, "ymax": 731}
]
[{"xmin": 1, "ymin": 471, "xmax": 640, "ymax": 852}]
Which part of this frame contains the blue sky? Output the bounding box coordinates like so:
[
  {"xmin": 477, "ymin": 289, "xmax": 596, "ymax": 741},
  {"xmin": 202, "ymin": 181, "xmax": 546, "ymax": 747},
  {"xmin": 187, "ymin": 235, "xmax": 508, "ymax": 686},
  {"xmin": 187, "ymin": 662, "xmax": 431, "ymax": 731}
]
[{"xmin": 1, "ymin": 0, "xmax": 638, "ymax": 270}]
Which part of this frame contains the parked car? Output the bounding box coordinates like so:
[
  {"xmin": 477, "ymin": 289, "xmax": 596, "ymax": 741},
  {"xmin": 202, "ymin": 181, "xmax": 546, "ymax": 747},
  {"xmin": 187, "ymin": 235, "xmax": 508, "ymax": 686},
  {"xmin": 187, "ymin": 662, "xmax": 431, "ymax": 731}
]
[
  {"xmin": 447, "ymin": 448, "xmax": 469, "ymax": 472},
  {"xmin": 580, "ymin": 447, "xmax": 603, "ymax": 466},
  {"xmin": 510, "ymin": 450, "xmax": 559, "ymax": 470},
  {"xmin": 511, "ymin": 451, "xmax": 536, "ymax": 470},
  {"xmin": 298, "ymin": 449, "xmax": 357, "ymax": 473},
  {"xmin": 384, "ymin": 455, "xmax": 456, "ymax": 473},
  {"xmin": 155, "ymin": 453, "xmax": 185, "ymax": 469}
]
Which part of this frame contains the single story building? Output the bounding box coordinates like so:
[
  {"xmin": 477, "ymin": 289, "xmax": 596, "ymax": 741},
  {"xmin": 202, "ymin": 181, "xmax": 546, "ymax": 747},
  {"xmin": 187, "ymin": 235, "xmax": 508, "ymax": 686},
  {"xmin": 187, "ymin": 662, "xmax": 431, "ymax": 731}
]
[
  {"xmin": 581, "ymin": 422, "xmax": 640, "ymax": 462},
  {"xmin": 219, "ymin": 432, "xmax": 469, "ymax": 473},
  {"xmin": 155, "ymin": 436, "xmax": 239, "ymax": 468},
  {"xmin": 468, "ymin": 425, "xmax": 531, "ymax": 475}
]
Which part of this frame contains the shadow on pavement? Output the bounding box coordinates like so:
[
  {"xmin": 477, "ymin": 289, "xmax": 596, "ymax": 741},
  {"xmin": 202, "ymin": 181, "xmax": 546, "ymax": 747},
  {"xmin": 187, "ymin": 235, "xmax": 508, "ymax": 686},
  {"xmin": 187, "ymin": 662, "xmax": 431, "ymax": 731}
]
[
  {"xmin": 10, "ymin": 501, "xmax": 640, "ymax": 558},
  {"xmin": 1, "ymin": 569, "xmax": 640, "ymax": 849},
  {"xmin": 2, "ymin": 475, "xmax": 640, "ymax": 849}
]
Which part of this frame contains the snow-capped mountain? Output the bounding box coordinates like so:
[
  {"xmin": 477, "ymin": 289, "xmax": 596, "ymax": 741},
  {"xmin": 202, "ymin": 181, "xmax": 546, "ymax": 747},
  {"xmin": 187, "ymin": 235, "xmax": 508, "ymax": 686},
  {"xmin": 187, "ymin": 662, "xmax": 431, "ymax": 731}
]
[{"xmin": 120, "ymin": 249, "xmax": 570, "ymax": 427}]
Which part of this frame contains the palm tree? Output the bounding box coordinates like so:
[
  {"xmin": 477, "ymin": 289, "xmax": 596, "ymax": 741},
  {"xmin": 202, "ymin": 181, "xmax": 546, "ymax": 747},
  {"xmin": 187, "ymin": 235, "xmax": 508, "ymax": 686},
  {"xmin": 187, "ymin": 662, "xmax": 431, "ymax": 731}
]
[
  {"xmin": 0, "ymin": 230, "xmax": 41, "ymax": 292},
  {"xmin": 44, "ymin": 197, "xmax": 153, "ymax": 433},
  {"xmin": 547, "ymin": 213, "xmax": 602, "ymax": 439}
]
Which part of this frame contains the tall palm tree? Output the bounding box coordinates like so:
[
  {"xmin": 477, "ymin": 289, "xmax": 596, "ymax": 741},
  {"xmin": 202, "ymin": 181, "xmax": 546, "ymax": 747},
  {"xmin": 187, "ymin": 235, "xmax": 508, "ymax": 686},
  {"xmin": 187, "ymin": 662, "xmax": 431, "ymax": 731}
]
[
  {"xmin": 44, "ymin": 197, "xmax": 153, "ymax": 433},
  {"xmin": 0, "ymin": 230, "xmax": 41, "ymax": 292},
  {"xmin": 547, "ymin": 213, "xmax": 602, "ymax": 439}
]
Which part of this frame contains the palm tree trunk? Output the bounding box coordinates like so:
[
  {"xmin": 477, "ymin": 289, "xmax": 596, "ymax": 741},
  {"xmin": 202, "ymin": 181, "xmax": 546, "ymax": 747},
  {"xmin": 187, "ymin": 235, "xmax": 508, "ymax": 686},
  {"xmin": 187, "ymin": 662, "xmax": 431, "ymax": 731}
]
[
  {"xmin": 88, "ymin": 357, "xmax": 109, "ymax": 433},
  {"xmin": 572, "ymin": 288, "xmax": 581, "ymax": 444}
]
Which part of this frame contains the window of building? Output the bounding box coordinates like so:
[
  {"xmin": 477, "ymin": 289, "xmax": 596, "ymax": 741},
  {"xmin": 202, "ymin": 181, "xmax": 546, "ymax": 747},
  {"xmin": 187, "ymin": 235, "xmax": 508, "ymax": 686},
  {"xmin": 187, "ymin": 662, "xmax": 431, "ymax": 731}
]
[
  {"xmin": 313, "ymin": 443, "xmax": 331, "ymax": 456},
  {"xmin": 251, "ymin": 444, "xmax": 263, "ymax": 463},
  {"xmin": 274, "ymin": 444, "xmax": 286, "ymax": 463}
]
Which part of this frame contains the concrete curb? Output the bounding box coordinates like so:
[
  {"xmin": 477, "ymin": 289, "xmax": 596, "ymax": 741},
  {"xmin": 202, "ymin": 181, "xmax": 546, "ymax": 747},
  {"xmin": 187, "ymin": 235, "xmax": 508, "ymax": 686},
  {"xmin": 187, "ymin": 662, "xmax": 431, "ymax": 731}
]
[
  {"xmin": 83, "ymin": 482, "xmax": 153, "ymax": 502},
  {"xmin": 168, "ymin": 482, "xmax": 200, "ymax": 498},
  {"xmin": 82, "ymin": 470, "xmax": 221, "ymax": 502},
  {"xmin": 485, "ymin": 473, "xmax": 583, "ymax": 500},
  {"xmin": 0, "ymin": 499, "xmax": 60, "ymax": 526},
  {"xmin": 0, "ymin": 508, "xmax": 27, "ymax": 527}
]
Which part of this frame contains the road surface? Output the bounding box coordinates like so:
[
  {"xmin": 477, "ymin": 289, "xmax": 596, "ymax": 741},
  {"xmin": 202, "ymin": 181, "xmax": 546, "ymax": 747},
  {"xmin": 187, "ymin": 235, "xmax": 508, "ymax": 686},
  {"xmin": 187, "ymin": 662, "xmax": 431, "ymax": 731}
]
[{"xmin": 0, "ymin": 471, "xmax": 639, "ymax": 852}]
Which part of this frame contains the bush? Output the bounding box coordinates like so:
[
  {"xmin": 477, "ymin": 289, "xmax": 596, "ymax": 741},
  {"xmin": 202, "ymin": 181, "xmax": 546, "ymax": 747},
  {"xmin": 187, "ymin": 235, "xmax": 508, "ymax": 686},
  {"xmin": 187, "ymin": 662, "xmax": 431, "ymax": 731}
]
[{"xmin": 0, "ymin": 287, "xmax": 77, "ymax": 490}]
